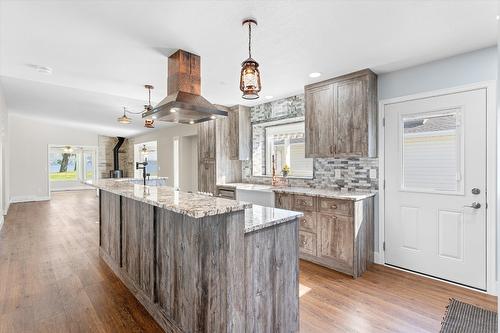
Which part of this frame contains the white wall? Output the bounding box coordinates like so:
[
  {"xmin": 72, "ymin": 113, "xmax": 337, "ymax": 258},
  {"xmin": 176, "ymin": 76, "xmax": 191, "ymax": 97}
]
[
  {"xmin": 8, "ymin": 114, "xmax": 98, "ymax": 202},
  {"xmin": 0, "ymin": 83, "xmax": 9, "ymax": 222},
  {"xmin": 378, "ymin": 46, "xmax": 497, "ymax": 100},
  {"xmin": 129, "ymin": 124, "xmax": 198, "ymax": 191}
]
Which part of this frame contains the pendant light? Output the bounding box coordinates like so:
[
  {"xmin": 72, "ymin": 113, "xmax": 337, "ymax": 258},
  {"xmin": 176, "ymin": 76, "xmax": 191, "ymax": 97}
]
[
  {"xmin": 143, "ymin": 85, "xmax": 155, "ymax": 128},
  {"xmin": 141, "ymin": 144, "xmax": 149, "ymax": 156},
  {"xmin": 117, "ymin": 107, "xmax": 132, "ymax": 124},
  {"xmin": 63, "ymin": 146, "xmax": 74, "ymax": 154},
  {"xmin": 240, "ymin": 18, "xmax": 261, "ymax": 100}
]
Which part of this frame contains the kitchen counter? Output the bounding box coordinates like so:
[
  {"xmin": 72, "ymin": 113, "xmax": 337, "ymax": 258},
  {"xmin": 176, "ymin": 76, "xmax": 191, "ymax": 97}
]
[
  {"xmin": 245, "ymin": 205, "xmax": 303, "ymax": 233},
  {"xmin": 92, "ymin": 178, "xmax": 299, "ymax": 332},
  {"xmin": 218, "ymin": 182, "xmax": 376, "ymax": 201},
  {"xmin": 88, "ymin": 179, "xmax": 250, "ymax": 218}
]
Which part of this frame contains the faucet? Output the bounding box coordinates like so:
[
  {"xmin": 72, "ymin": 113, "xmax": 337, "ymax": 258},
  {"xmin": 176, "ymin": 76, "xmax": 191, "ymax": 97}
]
[
  {"xmin": 271, "ymin": 154, "xmax": 277, "ymax": 186},
  {"xmin": 136, "ymin": 158, "xmax": 149, "ymax": 186}
]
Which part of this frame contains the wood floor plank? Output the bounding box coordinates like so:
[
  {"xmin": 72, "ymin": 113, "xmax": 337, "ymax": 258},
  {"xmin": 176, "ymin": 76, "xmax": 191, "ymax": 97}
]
[{"xmin": 0, "ymin": 190, "xmax": 496, "ymax": 333}]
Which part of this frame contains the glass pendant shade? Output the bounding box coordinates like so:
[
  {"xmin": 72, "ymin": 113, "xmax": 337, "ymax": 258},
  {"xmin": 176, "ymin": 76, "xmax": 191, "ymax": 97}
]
[
  {"xmin": 240, "ymin": 58, "xmax": 261, "ymax": 99},
  {"xmin": 117, "ymin": 114, "xmax": 131, "ymax": 124},
  {"xmin": 144, "ymin": 119, "xmax": 154, "ymax": 128}
]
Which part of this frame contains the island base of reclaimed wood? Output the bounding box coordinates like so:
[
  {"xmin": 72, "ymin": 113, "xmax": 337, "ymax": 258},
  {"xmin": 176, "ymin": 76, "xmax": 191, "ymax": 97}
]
[{"xmin": 99, "ymin": 190, "xmax": 299, "ymax": 333}]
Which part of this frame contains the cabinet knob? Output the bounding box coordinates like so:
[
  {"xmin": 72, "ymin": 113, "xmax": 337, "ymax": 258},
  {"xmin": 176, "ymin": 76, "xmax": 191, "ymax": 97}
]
[{"xmin": 330, "ymin": 205, "xmax": 337, "ymax": 209}]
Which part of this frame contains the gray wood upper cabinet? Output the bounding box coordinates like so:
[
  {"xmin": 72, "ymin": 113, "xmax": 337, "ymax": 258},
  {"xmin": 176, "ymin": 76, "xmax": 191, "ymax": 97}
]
[
  {"xmin": 305, "ymin": 84, "xmax": 335, "ymax": 157},
  {"xmin": 198, "ymin": 116, "xmax": 242, "ymax": 194},
  {"xmin": 198, "ymin": 120, "xmax": 216, "ymax": 161},
  {"xmin": 305, "ymin": 69, "xmax": 377, "ymax": 158},
  {"xmin": 228, "ymin": 105, "xmax": 251, "ymax": 161}
]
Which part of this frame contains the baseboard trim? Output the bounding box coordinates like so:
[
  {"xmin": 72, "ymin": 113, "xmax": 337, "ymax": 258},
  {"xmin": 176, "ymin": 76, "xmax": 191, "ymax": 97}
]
[
  {"xmin": 374, "ymin": 251, "xmax": 383, "ymax": 264},
  {"xmin": 0, "ymin": 215, "xmax": 4, "ymax": 231},
  {"xmin": 10, "ymin": 196, "xmax": 50, "ymax": 203},
  {"xmin": 3, "ymin": 202, "xmax": 9, "ymax": 216}
]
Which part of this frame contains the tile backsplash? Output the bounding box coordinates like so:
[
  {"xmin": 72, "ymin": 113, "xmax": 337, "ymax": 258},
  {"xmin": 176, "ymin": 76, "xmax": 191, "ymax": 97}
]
[{"xmin": 241, "ymin": 94, "xmax": 379, "ymax": 191}]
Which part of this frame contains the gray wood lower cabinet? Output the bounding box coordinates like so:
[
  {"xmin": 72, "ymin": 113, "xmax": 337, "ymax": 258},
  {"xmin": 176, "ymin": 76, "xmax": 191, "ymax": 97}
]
[
  {"xmin": 99, "ymin": 190, "xmax": 299, "ymax": 332},
  {"xmin": 275, "ymin": 192, "xmax": 374, "ymax": 278}
]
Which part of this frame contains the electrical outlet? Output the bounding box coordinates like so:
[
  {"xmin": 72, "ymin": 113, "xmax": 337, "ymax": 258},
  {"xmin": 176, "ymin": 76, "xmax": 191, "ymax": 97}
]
[{"xmin": 369, "ymin": 169, "xmax": 377, "ymax": 179}]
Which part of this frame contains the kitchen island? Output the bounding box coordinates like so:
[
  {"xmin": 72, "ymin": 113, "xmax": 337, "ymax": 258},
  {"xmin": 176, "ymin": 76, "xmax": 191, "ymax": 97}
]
[{"xmin": 90, "ymin": 179, "xmax": 302, "ymax": 333}]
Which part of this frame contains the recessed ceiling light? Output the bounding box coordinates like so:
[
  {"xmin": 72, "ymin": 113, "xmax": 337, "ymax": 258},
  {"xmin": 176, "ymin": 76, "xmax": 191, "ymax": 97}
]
[
  {"xmin": 152, "ymin": 115, "xmax": 157, "ymax": 119},
  {"xmin": 170, "ymin": 108, "xmax": 177, "ymax": 113},
  {"xmin": 28, "ymin": 64, "xmax": 53, "ymax": 75},
  {"xmin": 309, "ymin": 72, "xmax": 321, "ymax": 78},
  {"xmin": 210, "ymin": 115, "xmax": 216, "ymax": 120},
  {"xmin": 265, "ymin": 95, "xmax": 274, "ymax": 100},
  {"xmin": 189, "ymin": 120, "xmax": 195, "ymax": 124}
]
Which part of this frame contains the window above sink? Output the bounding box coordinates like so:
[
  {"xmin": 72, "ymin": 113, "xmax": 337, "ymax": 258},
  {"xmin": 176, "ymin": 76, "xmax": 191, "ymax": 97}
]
[{"xmin": 252, "ymin": 117, "xmax": 313, "ymax": 179}]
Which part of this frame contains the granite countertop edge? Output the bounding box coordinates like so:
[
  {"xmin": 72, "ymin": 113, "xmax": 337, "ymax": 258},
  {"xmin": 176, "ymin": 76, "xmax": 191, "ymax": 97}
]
[
  {"xmin": 244, "ymin": 205, "xmax": 303, "ymax": 233},
  {"xmin": 88, "ymin": 180, "xmax": 251, "ymax": 219},
  {"xmin": 217, "ymin": 183, "xmax": 376, "ymax": 201}
]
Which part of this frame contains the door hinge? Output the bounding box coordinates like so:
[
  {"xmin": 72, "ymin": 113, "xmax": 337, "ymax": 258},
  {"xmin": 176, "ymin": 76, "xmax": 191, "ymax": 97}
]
[
  {"xmin": 383, "ymin": 180, "xmax": 386, "ymax": 190},
  {"xmin": 383, "ymin": 241, "xmax": 386, "ymax": 251},
  {"xmin": 382, "ymin": 117, "xmax": 386, "ymax": 127}
]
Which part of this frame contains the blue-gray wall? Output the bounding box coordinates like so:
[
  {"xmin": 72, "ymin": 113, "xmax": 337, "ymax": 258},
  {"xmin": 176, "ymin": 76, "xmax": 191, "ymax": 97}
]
[{"xmin": 378, "ymin": 46, "xmax": 497, "ymax": 100}]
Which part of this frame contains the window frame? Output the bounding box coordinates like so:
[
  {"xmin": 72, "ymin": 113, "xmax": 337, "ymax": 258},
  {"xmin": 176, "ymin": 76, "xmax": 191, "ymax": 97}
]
[{"xmin": 399, "ymin": 108, "xmax": 464, "ymax": 195}]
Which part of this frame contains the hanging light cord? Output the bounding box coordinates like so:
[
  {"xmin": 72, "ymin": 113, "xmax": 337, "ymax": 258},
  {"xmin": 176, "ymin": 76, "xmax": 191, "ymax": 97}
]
[{"xmin": 248, "ymin": 21, "xmax": 252, "ymax": 59}]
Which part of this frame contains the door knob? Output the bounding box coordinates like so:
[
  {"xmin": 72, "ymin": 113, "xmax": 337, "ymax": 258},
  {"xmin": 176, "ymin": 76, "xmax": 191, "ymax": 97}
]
[{"xmin": 464, "ymin": 202, "xmax": 481, "ymax": 209}]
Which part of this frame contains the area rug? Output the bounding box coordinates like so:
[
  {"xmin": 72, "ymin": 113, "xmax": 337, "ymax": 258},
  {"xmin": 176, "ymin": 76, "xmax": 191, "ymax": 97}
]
[{"xmin": 440, "ymin": 298, "xmax": 497, "ymax": 333}]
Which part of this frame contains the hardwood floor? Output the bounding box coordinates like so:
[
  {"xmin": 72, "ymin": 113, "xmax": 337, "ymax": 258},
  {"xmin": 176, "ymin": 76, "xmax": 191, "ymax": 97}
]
[{"xmin": 0, "ymin": 190, "xmax": 496, "ymax": 333}]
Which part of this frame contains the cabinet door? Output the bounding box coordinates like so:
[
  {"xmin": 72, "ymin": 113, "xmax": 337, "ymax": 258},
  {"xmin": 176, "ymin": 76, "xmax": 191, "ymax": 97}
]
[
  {"xmin": 317, "ymin": 213, "xmax": 354, "ymax": 273},
  {"xmin": 333, "ymin": 77, "xmax": 368, "ymax": 156},
  {"xmin": 305, "ymin": 84, "xmax": 335, "ymax": 157},
  {"xmin": 198, "ymin": 160, "xmax": 216, "ymax": 194},
  {"xmin": 198, "ymin": 120, "xmax": 216, "ymax": 160}
]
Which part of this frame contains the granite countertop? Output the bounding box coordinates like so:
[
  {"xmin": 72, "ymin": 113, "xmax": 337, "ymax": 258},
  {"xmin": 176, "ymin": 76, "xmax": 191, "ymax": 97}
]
[
  {"xmin": 88, "ymin": 179, "xmax": 251, "ymax": 219},
  {"xmin": 218, "ymin": 183, "xmax": 376, "ymax": 201},
  {"xmin": 244, "ymin": 205, "xmax": 303, "ymax": 233}
]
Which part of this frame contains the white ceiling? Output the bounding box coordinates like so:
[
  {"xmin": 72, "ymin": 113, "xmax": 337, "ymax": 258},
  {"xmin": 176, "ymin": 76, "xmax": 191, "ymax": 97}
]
[{"xmin": 0, "ymin": 0, "xmax": 497, "ymax": 137}]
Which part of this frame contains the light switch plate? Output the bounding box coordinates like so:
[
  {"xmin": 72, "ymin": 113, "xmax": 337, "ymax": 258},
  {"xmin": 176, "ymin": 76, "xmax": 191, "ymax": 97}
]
[{"xmin": 369, "ymin": 169, "xmax": 377, "ymax": 179}]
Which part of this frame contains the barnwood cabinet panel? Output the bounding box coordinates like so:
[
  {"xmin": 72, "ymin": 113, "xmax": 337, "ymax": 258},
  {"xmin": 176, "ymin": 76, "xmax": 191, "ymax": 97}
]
[
  {"xmin": 275, "ymin": 192, "xmax": 293, "ymax": 210},
  {"xmin": 198, "ymin": 116, "xmax": 242, "ymax": 194},
  {"xmin": 304, "ymin": 69, "xmax": 377, "ymax": 158},
  {"xmin": 99, "ymin": 190, "xmax": 121, "ymax": 262},
  {"xmin": 317, "ymin": 213, "xmax": 354, "ymax": 274},
  {"xmin": 305, "ymin": 84, "xmax": 335, "ymax": 157},
  {"xmin": 275, "ymin": 191, "xmax": 374, "ymax": 278},
  {"xmin": 198, "ymin": 120, "xmax": 216, "ymax": 160},
  {"xmin": 228, "ymin": 105, "xmax": 251, "ymax": 161},
  {"xmin": 121, "ymin": 197, "xmax": 155, "ymax": 300}
]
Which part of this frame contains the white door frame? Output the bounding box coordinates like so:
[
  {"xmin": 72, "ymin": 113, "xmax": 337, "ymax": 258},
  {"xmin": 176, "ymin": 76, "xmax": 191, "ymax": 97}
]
[{"xmin": 378, "ymin": 81, "xmax": 497, "ymax": 295}]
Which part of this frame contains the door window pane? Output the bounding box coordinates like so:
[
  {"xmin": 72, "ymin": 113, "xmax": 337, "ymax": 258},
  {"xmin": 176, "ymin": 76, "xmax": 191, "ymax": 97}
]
[{"xmin": 401, "ymin": 110, "xmax": 462, "ymax": 193}]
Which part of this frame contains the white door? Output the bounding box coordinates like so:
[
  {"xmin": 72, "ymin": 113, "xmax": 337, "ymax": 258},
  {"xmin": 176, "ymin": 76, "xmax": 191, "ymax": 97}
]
[{"xmin": 385, "ymin": 88, "xmax": 487, "ymax": 290}]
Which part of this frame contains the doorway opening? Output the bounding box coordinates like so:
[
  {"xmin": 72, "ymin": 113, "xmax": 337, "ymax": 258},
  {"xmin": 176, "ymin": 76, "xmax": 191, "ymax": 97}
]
[{"xmin": 48, "ymin": 145, "xmax": 97, "ymax": 192}]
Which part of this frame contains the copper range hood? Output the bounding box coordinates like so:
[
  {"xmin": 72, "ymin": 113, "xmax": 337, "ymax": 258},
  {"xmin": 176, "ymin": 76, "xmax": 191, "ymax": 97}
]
[{"xmin": 143, "ymin": 49, "xmax": 227, "ymax": 124}]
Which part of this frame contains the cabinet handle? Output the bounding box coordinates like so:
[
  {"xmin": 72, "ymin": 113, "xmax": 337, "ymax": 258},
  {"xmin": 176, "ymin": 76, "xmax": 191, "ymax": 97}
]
[
  {"xmin": 333, "ymin": 144, "xmax": 336, "ymax": 153},
  {"xmin": 329, "ymin": 216, "xmax": 337, "ymax": 222},
  {"xmin": 330, "ymin": 204, "xmax": 337, "ymax": 209}
]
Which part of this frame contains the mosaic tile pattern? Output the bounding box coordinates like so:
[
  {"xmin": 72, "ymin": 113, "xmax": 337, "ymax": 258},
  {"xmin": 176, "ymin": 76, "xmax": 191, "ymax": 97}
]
[{"xmin": 242, "ymin": 94, "xmax": 379, "ymax": 191}]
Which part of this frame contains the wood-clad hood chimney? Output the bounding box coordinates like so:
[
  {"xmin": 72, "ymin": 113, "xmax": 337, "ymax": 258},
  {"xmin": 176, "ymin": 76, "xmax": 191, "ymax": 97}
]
[{"xmin": 142, "ymin": 49, "xmax": 227, "ymax": 124}]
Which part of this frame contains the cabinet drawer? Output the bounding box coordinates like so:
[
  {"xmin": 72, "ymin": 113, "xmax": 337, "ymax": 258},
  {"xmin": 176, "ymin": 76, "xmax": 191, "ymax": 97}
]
[
  {"xmin": 294, "ymin": 195, "xmax": 315, "ymax": 212},
  {"xmin": 299, "ymin": 231, "xmax": 317, "ymax": 256},
  {"xmin": 275, "ymin": 193, "xmax": 293, "ymax": 210},
  {"xmin": 299, "ymin": 212, "xmax": 316, "ymax": 233},
  {"xmin": 318, "ymin": 198, "xmax": 353, "ymax": 216}
]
